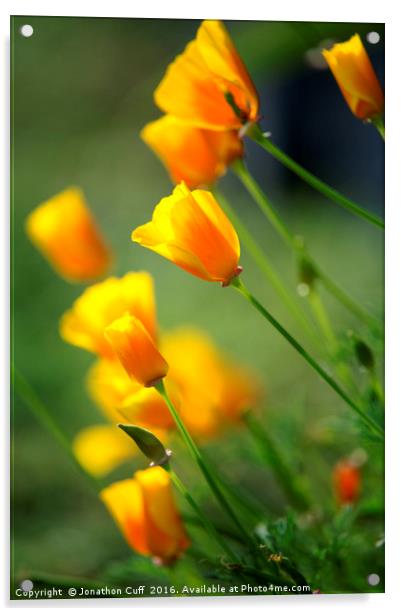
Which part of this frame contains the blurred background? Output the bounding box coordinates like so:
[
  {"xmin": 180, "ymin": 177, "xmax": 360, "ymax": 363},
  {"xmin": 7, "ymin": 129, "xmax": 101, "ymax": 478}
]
[{"xmin": 11, "ymin": 17, "xmax": 384, "ymax": 595}]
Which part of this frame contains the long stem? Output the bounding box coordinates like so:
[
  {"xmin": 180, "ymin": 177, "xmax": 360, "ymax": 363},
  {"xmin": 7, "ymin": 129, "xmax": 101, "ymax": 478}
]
[
  {"xmin": 154, "ymin": 380, "xmax": 259, "ymax": 553},
  {"xmin": 230, "ymin": 278, "xmax": 384, "ymax": 439},
  {"xmin": 246, "ymin": 123, "xmax": 384, "ymax": 229},
  {"xmin": 168, "ymin": 468, "xmax": 238, "ymax": 561},
  {"xmin": 12, "ymin": 366, "xmax": 102, "ymax": 492},
  {"xmin": 214, "ymin": 188, "xmax": 320, "ymax": 348},
  {"xmin": 308, "ymin": 290, "xmax": 336, "ymax": 351},
  {"xmin": 233, "ymin": 159, "xmax": 382, "ymax": 333},
  {"xmin": 244, "ymin": 412, "xmax": 311, "ymax": 511},
  {"xmin": 232, "ymin": 159, "xmax": 293, "ymax": 249}
]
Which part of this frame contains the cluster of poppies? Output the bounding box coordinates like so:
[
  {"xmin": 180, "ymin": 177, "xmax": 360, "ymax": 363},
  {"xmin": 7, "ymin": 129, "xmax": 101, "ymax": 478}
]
[{"xmin": 25, "ymin": 20, "xmax": 379, "ymax": 564}]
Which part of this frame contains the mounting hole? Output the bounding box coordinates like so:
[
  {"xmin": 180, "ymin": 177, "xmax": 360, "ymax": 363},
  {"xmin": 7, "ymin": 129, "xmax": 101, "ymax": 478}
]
[
  {"xmin": 366, "ymin": 32, "xmax": 380, "ymax": 45},
  {"xmin": 367, "ymin": 573, "xmax": 380, "ymax": 586},
  {"xmin": 20, "ymin": 579, "xmax": 34, "ymax": 592},
  {"xmin": 20, "ymin": 24, "xmax": 34, "ymax": 38}
]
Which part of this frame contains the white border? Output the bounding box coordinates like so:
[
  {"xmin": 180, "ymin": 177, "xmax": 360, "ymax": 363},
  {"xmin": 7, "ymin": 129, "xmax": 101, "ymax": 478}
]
[{"xmin": 2, "ymin": 1, "xmax": 400, "ymax": 614}]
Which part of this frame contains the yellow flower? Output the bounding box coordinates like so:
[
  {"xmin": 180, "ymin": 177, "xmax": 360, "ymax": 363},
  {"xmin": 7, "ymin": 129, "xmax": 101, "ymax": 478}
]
[
  {"xmin": 154, "ymin": 20, "xmax": 259, "ymax": 130},
  {"xmin": 162, "ymin": 327, "xmax": 262, "ymax": 437},
  {"xmin": 86, "ymin": 358, "xmax": 140, "ymax": 422},
  {"xmin": 87, "ymin": 328, "xmax": 260, "ymax": 438},
  {"xmin": 73, "ymin": 424, "xmax": 137, "ymax": 477},
  {"xmin": 100, "ymin": 466, "xmax": 190, "ymax": 563},
  {"xmin": 25, "ymin": 187, "xmax": 112, "ymax": 282},
  {"xmin": 141, "ymin": 115, "xmax": 243, "ymax": 189},
  {"xmin": 60, "ymin": 272, "xmax": 156, "ymax": 358},
  {"xmin": 322, "ymin": 34, "xmax": 384, "ymax": 120},
  {"xmin": 86, "ymin": 358, "xmax": 173, "ymax": 429},
  {"xmin": 105, "ymin": 313, "xmax": 169, "ymax": 388},
  {"xmin": 132, "ymin": 182, "xmax": 241, "ymax": 285},
  {"xmin": 120, "ymin": 388, "xmax": 174, "ymax": 429}
]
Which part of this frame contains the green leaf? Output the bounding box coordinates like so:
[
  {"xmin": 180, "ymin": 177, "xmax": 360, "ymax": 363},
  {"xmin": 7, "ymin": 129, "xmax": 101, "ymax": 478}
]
[{"xmin": 118, "ymin": 424, "xmax": 171, "ymax": 466}]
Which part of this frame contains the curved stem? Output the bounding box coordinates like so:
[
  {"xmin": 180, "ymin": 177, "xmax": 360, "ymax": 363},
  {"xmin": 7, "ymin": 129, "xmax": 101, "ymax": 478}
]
[
  {"xmin": 214, "ymin": 188, "xmax": 321, "ymax": 348},
  {"xmin": 230, "ymin": 278, "xmax": 384, "ymax": 439},
  {"xmin": 246, "ymin": 123, "xmax": 384, "ymax": 229},
  {"xmin": 154, "ymin": 380, "xmax": 260, "ymax": 553},
  {"xmin": 232, "ymin": 158, "xmax": 382, "ymax": 333},
  {"xmin": 168, "ymin": 468, "xmax": 238, "ymax": 561}
]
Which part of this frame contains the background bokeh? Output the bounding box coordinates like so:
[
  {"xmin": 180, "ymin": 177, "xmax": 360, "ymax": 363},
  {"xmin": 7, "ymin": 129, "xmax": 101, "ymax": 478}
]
[{"xmin": 11, "ymin": 16, "xmax": 384, "ymax": 594}]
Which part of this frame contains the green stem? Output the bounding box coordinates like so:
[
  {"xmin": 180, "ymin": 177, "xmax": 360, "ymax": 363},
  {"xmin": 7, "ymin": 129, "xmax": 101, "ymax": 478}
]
[
  {"xmin": 230, "ymin": 278, "xmax": 384, "ymax": 439},
  {"xmin": 308, "ymin": 290, "xmax": 358, "ymax": 395},
  {"xmin": 371, "ymin": 115, "xmax": 385, "ymax": 140},
  {"xmin": 168, "ymin": 468, "xmax": 238, "ymax": 561},
  {"xmin": 308, "ymin": 290, "xmax": 336, "ymax": 351},
  {"xmin": 12, "ymin": 366, "xmax": 102, "ymax": 493},
  {"xmin": 232, "ymin": 159, "xmax": 382, "ymax": 333},
  {"xmin": 154, "ymin": 380, "xmax": 259, "ymax": 554},
  {"xmin": 214, "ymin": 188, "xmax": 320, "ymax": 348},
  {"xmin": 246, "ymin": 123, "xmax": 384, "ymax": 229},
  {"xmin": 232, "ymin": 159, "xmax": 293, "ymax": 249},
  {"xmin": 244, "ymin": 412, "xmax": 311, "ymax": 511},
  {"xmin": 314, "ymin": 265, "xmax": 382, "ymax": 334}
]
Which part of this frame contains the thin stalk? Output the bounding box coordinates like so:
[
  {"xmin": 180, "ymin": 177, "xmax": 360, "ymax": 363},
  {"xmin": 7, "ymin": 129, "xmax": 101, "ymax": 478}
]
[
  {"xmin": 154, "ymin": 380, "xmax": 260, "ymax": 554},
  {"xmin": 230, "ymin": 278, "xmax": 384, "ymax": 439},
  {"xmin": 308, "ymin": 290, "xmax": 336, "ymax": 351},
  {"xmin": 244, "ymin": 412, "xmax": 311, "ymax": 511},
  {"xmin": 232, "ymin": 159, "xmax": 293, "ymax": 250},
  {"xmin": 12, "ymin": 366, "xmax": 102, "ymax": 492},
  {"xmin": 314, "ymin": 265, "xmax": 382, "ymax": 334},
  {"xmin": 232, "ymin": 158, "xmax": 382, "ymax": 333},
  {"xmin": 308, "ymin": 290, "xmax": 358, "ymax": 395},
  {"xmin": 168, "ymin": 467, "xmax": 238, "ymax": 561},
  {"xmin": 214, "ymin": 188, "xmax": 321, "ymax": 348},
  {"xmin": 371, "ymin": 116, "xmax": 385, "ymax": 140},
  {"xmin": 246, "ymin": 123, "xmax": 384, "ymax": 229}
]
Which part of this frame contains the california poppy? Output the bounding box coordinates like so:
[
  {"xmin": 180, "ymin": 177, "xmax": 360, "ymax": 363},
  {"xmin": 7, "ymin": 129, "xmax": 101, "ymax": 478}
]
[
  {"xmin": 132, "ymin": 182, "xmax": 241, "ymax": 285},
  {"xmin": 154, "ymin": 20, "xmax": 259, "ymax": 130},
  {"xmin": 26, "ymin": 187, "xmax": 112, "ymax": 282},
  {"xmin": 60, "ymin": 272, "xmax": 157, "ymax": 358},
  {"xmin": 101, "ymin": 466, "xmax": 190, "ymax": 563},
  {"xmin": 322, "ymin": 34, "xmax": 384, "ymax": 120},
  {"xmin": 105, "ymin": 313, "xmax": 169, "ymax": 388},
  {"xmin": 141, "ymin": 115, "xmax": 243, "ymax": 188}
]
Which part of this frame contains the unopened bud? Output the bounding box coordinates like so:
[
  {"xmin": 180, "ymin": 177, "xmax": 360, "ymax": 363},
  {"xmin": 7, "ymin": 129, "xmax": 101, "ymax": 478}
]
[
  {"xmin": 354, "ymin": 339, "xmax": 375, "ymax": 370},
  {"xmin": 118, "ymin": 424, "xmax": 171, "ymax": 467}
]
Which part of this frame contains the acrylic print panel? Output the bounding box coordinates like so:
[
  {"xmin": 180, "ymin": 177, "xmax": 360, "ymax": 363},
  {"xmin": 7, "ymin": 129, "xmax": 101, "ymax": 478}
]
[{"xmin": 11, "ymin": 15, "xmax": 384, "ymax": 600}]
